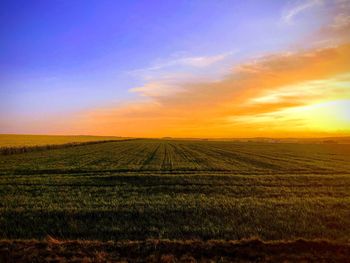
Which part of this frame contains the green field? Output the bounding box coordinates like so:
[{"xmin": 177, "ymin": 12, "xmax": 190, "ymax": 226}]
[
  {"xmin": 0, "ymin": 139, "xmax": 350, "ymax": 242},
  {"xmin": 0, "ymin": 134, "xmax": 127, "ymax": 147}
]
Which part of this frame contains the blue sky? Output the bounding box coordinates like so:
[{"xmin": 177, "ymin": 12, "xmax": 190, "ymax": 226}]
[
  {"xmin": 1, "ymin": 0, "xmax": 348, "ymax": 136},
  {"xmin": 1, "ymin": 1, "xmax": 322, "ymax": 111}
]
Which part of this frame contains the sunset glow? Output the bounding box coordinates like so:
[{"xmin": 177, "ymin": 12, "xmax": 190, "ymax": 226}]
[{"xmin": 1, "ymin": 0, "xmax": 349, "ymax": 137}]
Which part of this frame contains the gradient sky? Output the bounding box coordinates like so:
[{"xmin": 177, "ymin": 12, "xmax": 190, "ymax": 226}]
[{"xmin": 1, "ymin": 0, "xmax": 349, "ymax": 137}]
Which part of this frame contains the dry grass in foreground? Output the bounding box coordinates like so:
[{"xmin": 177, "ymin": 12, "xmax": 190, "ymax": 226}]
[{"xmin": 0, "ymin": 238, "xmax": 349, "ymax": 263}]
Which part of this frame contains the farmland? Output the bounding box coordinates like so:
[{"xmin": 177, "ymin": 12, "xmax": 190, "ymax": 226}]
[
  {"xmin": 0, "ymin": 139, "xmax": 349, "ymax": 243},
  {"xmin": 0, "ymin": 134, "xmax": 127, "ymax": 147}
]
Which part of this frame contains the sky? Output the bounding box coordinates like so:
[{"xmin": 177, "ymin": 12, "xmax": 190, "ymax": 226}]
[{"xmin": 1, "ymin": 0, "xmax": 350, "ymax": 137}]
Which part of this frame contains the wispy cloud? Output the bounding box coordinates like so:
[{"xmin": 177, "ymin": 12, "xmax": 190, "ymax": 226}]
[
  {"xmin": 282, "ymin": 0, "xmax": 323, "ymax": 24},
  {"xmin": 128, "ymin": 51, "xmax": 235, "ymax": 78},
  {"xmin": 129, "ymin": 81, "xmax": 184, "ymax": 98},
  {"xmin": 172, "ymin": 53, "xmax": 233, "ymax": 68},
  {"xmin": 127, "ymin": 51, "xmax": 237, "ymax": 98},
  {"xmin": 331, "ymin": 13, "xmax": 350, "ymax": 29},
  {"xmin": 75, "ymin": 43, "xmax": 350, "ymax": 137}
]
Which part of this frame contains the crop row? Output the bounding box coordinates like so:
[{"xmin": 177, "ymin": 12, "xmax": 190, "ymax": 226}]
[{"xmin": 0, "ymin": 140, "xmax": 349, "ymax": 174}]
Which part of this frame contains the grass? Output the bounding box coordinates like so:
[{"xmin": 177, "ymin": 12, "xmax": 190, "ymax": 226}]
[
  {"xmin": 1, "ymin": 139, "xmax": 349, "ymax": 174},
  {"xmin": 0, "ymin": 139, "xmax": 349, "ymax": 243},
  {"xmin": 1, "ymin": 173, "xmax": 350, "ymax": 241},
  {"xmin": 0, "ymin": 134, "xmax": 135, "ymax": 155},
  {"xmin": 0, "ymin": 134, "xmax": 128, "ymax": 147},
  {"xmin": 1, "ymin": 238, "xmax": 349, "ymax": 262}
]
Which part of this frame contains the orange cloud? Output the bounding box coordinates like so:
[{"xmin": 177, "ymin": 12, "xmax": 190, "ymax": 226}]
[{"xmin": 75, "ymin": 43, "xmax": 350, "ymax": 138}]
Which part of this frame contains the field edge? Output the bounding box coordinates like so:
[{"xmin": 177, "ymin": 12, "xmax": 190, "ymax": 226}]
[{"xmin": 1, "ymin": 238, "xmax": 349, "ymax": 262}]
